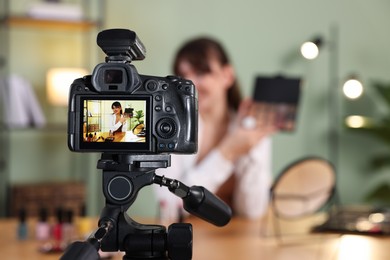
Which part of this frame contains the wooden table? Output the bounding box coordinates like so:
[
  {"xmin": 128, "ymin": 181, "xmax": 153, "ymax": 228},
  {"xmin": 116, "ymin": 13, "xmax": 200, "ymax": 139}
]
[
  {"xmin": 90, "ymin": 132, "xmax": 126, "ymax": 142},
  {"xmin": 87, "ymin": 132, "xmax": 145, "ymax": 143},
  {"xmin": 1, "ymin": 215, "xmax": 390, "ymax": 259}
]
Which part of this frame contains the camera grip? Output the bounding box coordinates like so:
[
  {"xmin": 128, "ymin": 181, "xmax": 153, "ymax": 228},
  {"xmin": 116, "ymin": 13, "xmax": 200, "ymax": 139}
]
[{"xmin": 185, "ymin": 97, "xmax": 197, "ymax": 143}]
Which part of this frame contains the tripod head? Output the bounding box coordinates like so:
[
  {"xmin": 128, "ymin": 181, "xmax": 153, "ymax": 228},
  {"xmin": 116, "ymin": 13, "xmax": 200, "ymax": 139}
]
[{"xmin": 61, "ymin": 153, "xmax": 232, "ymax": 260}]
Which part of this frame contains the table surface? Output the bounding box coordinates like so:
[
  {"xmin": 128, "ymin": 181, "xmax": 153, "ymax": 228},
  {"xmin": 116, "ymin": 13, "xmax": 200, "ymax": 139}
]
[
  {"xmin": 91, "ymin": 132, "xmax": 145, "ymax": 143},
  {"xmin": 1, "ymin": 214, "xmax": 390, "ymax": 260}
]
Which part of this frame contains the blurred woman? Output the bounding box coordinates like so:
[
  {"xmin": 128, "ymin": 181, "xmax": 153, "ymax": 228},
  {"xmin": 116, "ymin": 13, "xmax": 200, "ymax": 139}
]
[{"xmin": 155, "ymin": 37, "xmax": 276, "ymax": 219}]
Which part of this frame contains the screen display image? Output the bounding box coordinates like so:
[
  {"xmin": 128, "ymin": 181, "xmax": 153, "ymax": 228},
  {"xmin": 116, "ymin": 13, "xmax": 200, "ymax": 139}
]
[{"xmin": 83, "ymin": 99, "xmax": 147, "ymax": 143}]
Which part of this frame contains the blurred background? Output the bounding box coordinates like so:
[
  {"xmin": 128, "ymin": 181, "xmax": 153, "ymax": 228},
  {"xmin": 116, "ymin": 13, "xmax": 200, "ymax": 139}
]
[{"xmin": 0, "ymin": 0, "xmax": 390, "ymax": 219}]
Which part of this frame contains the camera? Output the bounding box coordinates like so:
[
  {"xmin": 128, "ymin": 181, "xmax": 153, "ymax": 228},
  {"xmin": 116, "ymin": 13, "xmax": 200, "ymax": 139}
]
[
  {"xmin": 68, "ymin": 29, "xmax": 198, "ymax": 154},
  {"xmin": 62, "ymin": 29, "xmax": 231, "ymax": 260}
]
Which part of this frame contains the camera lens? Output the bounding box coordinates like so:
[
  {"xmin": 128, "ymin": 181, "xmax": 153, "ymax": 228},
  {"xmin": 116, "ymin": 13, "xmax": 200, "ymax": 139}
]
[{"xmin": 156, "ymin": 118, "xmax": 177, "ymax": 139}]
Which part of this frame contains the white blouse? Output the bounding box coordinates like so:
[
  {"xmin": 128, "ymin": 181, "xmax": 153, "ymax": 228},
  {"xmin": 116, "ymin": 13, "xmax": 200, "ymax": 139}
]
[
  {"xmin": 110, "ymin": 114, "xmax": 127, "ymax": 132},
  {"xmin": 154, "ymin": 116, "xmax": 272, "ymax": 220}
]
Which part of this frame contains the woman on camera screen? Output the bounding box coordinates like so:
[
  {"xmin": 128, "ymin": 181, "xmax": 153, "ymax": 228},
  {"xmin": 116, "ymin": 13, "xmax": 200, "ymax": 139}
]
[
  {"xmin": 155, "ymin": 37, "xmax": 276, "ymax": 219},
  {"xmin": 110, "ymin": 101, "xmax": 127, "ymax": 134}
]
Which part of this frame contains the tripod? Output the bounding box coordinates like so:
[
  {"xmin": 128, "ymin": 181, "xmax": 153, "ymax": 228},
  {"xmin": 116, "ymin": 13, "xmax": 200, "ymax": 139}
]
[{"xmin": 61, "ymin": 153, "xmax": 231, "ymax": 260}]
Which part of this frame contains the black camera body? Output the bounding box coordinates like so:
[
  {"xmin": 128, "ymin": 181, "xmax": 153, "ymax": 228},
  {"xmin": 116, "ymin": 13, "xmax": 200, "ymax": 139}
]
[
  {"xmin": 68, "ymin": 29, "xmax": 198, "ymax": 154},
  {"xmin": 62, "ymin": 29, "xmax": 231, "ymax": 260}
]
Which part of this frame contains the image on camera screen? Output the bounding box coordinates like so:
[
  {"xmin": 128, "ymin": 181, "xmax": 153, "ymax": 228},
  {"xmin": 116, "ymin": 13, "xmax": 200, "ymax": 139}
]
[{"xmin": 83, "ymin": 99, "xmax": 147, "ymax": 143}]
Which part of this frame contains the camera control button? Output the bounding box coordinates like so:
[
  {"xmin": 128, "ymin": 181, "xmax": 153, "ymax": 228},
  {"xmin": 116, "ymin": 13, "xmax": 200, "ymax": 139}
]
[
  {"xmin": 155, "ymin": 95, "xmax": 162, "ymax": 101},
  {"xmin": 155, "ymin": 106, "xmax": 162, "ymax": 112},
  {"xmin": 161, "ymin": 83, "xmax": 169, "ymax": 90},
  {"xmin": 165, "ymin": 106, "xmax": 173, "ymax": 112},
  {"xmin": 156, "ymin": 118, "xmax": 177, "ymax": 139},
  {"xmin": 159, "ymin": 143, "xmax": 166, "ymax": 149},
  {"xmin": 146, "ymin": 80, "xmax": 158, "ymax": 92},
  {"xmin": 168, "ymin": 143, "xmax": 175, "ymax": 149},
  {"xmin": 160, "ymin": 123, "xmax": 172, "ymax": 133}
]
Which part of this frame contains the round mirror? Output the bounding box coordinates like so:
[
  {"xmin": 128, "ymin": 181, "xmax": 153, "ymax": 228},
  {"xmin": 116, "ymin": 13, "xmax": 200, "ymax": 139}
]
[{"xmin": 271, "ymin": 157, "xmax": 336, "ymax": 219}]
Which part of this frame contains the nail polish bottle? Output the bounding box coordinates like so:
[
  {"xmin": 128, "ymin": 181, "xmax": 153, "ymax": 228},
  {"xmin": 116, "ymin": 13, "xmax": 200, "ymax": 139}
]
[
  {"xmin": 62, "ymin": 209, "xmax": 75, "ymax": 246},
  {"xmin": 52, "ymin": 208, "xmax": 63, "ymax": 251},
  {"xmin": 35, "ymin": 208, "xmax": 50, "ymax": 241},
  {"xmin": 77, "ymin": 204, "xmax": 92, "ymax": 239},
  {"xmin": 17, "ymin": 208, "xmax": 28, "ymax": 240}
]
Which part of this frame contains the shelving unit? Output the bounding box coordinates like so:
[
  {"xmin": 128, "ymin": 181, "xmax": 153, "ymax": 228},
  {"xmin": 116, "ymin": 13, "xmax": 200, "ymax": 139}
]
[
  {"xmin": 85, "ymin": 100, "xmax": 102, "ymax": 134},
  {"xmin": 0, "ymin": 0, "xmax": 104, "ymax": 217}
]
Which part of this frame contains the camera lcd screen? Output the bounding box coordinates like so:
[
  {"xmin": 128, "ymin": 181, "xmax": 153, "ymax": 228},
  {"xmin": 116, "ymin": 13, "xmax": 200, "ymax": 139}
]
[{"xmin": 79, "ymin": 96, "xmax": 151, "ymax": 151}]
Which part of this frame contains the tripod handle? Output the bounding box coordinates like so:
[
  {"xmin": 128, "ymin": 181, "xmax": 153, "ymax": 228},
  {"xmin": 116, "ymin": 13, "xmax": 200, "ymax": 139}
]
[
  {"xmin": 60, "ymin": 241, "xmax": 99, "ymax": 260},
  {"xmin": 154, "ymin": 175, "xmax": 232, "ymax": 226},
  {"xmin": 183, "ymin": 186, "xmax": 232, "ymax": 227}
]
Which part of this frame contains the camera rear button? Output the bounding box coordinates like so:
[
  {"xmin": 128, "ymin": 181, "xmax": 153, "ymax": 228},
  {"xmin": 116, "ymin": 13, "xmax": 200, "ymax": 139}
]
[
  {"xmin": 155, "ymin": 95, "xmax": 162, "ymax": 101},
  {"xmin": 165, "ymin": 106, "xmax": 172, "ymax": 112},
  {"xmin": 168, "ymin": 143, "xmax": 175, "ymax": 149},
  {"xmin": 155, "ymin": 106, "xmax": 162, "ymax": 112},
  {"xmin": 146, "ymin": 80, "xmax": 158, "ymax": 91}
]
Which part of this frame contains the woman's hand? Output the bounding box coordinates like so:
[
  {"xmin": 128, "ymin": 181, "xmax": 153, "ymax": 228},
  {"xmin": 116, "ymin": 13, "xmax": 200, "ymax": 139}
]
[
  {"xmin": 218, "ymin": 98, "xmax": 277, "ymax": 162},
  {"xmin": 119, "ymin": 115, "xmax": 127, "ymax": 123}
]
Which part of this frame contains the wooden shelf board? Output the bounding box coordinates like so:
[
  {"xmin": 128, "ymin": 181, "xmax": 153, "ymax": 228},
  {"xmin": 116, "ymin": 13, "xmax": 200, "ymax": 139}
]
[{"xmin": 6, "ymin": 16, "xmax": 97, "ymax": 31}]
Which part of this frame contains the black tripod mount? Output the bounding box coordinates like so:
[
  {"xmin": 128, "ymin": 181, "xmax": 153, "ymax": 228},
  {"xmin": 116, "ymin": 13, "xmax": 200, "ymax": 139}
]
[{"xmin": 61, "ymin": 153, "xmax": 231, "ymax": 260}]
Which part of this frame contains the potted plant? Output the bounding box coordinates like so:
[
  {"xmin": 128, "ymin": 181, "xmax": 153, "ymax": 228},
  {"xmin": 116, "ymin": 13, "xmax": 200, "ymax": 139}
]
[
  {"xmin": 347, "ymin": 81, "xmax": 390, "ymax": 205},
  {"xmin": 132, "ymin": 110, "xmax": 145, "ymax": 136}
]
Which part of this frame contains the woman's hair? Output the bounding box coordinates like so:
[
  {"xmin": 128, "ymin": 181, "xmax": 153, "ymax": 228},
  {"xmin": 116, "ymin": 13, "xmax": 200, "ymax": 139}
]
[
  {"xmin": 173, "ymin": 37, "xmax": 242, "ymax": 111},
  {"xmin": 111, "ymin": 101, "xmax": 122, "ymax": 114}
]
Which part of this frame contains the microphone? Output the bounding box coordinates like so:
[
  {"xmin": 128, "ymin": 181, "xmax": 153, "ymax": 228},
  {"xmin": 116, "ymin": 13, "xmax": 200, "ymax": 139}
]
[{"xmin": 154, "ymin": 176, "xmax": 232, "ymax": 227}]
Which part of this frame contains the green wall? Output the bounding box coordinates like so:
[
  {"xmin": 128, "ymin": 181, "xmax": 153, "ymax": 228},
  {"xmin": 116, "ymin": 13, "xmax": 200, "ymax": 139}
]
[
  {"xmin": 103, "ymin": 0, "xmax": 390, "ymax": 207},
  {"xmin": 3, "ymin": 0, "xmax": 390, "ymax": 217}
]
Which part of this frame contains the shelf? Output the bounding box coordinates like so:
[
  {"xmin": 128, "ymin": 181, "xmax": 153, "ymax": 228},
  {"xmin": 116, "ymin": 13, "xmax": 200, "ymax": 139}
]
[
  {"xmin": 6, "ymin": 124, "xmax": 67, "ymax": 132},
  {"xmin": 5, "ymin": 16, "xmax": 98, "ymax": 31},
  {"xmin": 0, "ymin": 0, "xmax": 104, "ymax": 217}
]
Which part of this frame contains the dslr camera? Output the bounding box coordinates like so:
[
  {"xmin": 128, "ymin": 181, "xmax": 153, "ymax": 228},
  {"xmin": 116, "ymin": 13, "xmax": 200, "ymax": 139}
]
[
  {"xmin": 62, "ymin": 29, "xmax": 231, "ymax": 260},
  {"xmin": 68, "ymin": 29, "xmax": 198, "ymax": 154}
]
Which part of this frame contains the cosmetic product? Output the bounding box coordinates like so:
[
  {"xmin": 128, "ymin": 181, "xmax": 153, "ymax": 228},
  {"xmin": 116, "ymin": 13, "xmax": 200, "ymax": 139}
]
[
  {"xmin": 52, "ymin": 207, "xmax": 63, "ymax": 251},
  {"xmin": 62, "ymin": 209, "xmax": 75, "ymax": 246},
  {"xmin": 158, "ymin": 200, "xmax": 181, "ymax": 226},
  {"xmin": 35, "ymin": 208, "xmax": 50, "ymax": 241},
  {"xmin": 77, "ymin": 204, "xmax": 92, "ymax": 239},
  {"xmin": 17, "ymin": 208, "xmax": 28, "ymax": 240}
]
